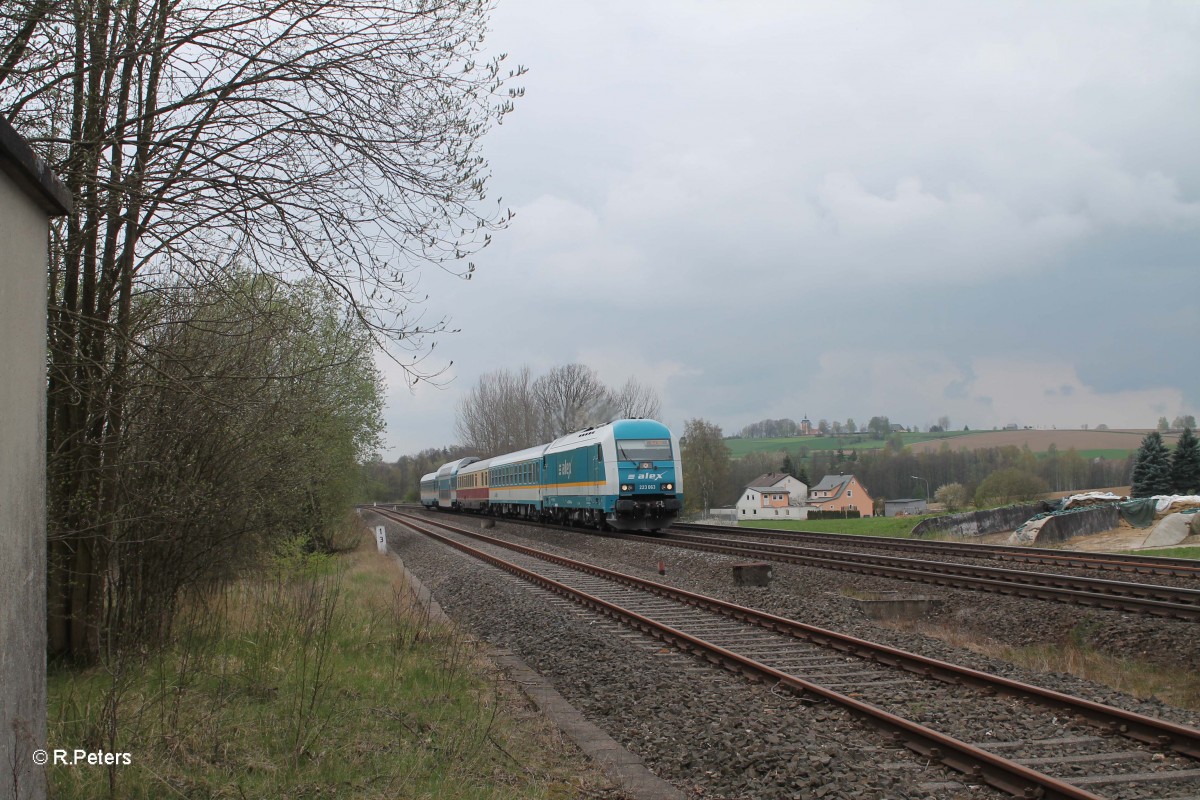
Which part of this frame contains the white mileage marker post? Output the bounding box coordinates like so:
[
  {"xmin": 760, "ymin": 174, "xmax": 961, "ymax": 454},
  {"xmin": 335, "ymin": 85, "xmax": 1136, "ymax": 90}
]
[{"xmin": 375, "ymin": 525, "xmax": 387, "ymax": 554}]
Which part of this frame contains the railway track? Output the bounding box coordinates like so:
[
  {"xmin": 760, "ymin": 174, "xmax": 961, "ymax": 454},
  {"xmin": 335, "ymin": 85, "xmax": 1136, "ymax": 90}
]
[
  {"xmin": 382, "ymin": 504, "xmax": 1200, "ymax": 619},
  {"xmin": 620, "ymin": 529, "xmax": 1200, "ymax": 621},
  {"xmin": 675, "ymin": 522, "xmax": 1200, "ymax": 579},
  {"xmin": 376, "ymin": 508, "xmax": 1200, "ymax": 800}
]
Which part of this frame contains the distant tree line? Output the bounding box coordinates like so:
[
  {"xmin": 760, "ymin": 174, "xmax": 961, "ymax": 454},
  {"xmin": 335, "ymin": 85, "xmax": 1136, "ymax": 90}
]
[
  {"xmin": 800, "ymin": 444, "xmax": 1130, "ymax": 509},
  {"xmin": 736, "ymin": 418, "xmax": 804, "ymax": 438},
  {"xmin": 1158, "ymin": 415, "xmax": 1198, "ymax": 432},
  {"xmin": 734, "ymin": 415, "xmax": 909, "ymax": 440},
  {"xmin": 362, "ymin": 446, "xmax": 474, "ymax": 503}
]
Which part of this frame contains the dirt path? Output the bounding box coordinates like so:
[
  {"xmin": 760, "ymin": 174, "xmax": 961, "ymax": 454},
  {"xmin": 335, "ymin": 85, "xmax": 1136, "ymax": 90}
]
[{"xmin": 976, "ymin": 527, "xmax": 1199, "ymax": 552}]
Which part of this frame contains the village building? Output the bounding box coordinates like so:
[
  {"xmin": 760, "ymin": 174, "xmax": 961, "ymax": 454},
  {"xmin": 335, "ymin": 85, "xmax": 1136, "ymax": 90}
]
[
  {"xmin": 808, "ymin": 474, "xmax": 874, "ymax": 517},
  {"xmin": 736, "ymin": 472, "xmax": 809, "ymax": 520},
  {"xmin": 885, "ymin": 498, "xmax": 928, "ymax": 517}
]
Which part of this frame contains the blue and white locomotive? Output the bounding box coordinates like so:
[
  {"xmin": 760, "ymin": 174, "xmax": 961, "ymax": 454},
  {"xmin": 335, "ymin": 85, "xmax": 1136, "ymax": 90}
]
[{"xmin": 420, "ymin": 419, "xmax": 683, "ymax": 532}]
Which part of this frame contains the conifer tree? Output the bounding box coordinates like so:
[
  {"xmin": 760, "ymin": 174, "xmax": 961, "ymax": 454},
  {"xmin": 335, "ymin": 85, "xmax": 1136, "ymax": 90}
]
[
  {"xmin": 1170, "ymin": 428, "xmax": 1200, "ymax": 494},
  {"xmin": 781, "ymin": 452, "xmax": 797, "ymax": 477},
  {"xmin": 1131, "ymin": 431, "xmax": 1172, "ymax": 497}
]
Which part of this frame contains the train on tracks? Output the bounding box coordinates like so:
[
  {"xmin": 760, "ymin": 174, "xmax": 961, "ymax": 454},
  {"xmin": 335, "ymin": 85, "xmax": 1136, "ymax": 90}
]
[{"xmin": 419, "ymin": 419, "xmax": 683, "ymax": 532}]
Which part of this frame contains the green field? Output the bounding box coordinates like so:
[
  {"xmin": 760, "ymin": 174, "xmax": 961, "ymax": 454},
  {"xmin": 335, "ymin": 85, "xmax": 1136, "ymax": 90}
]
[
  {"xmin": 1125, "ymin": 546, "xmax": 1200, "ymax": 559},
  {"xmin": 737, "ymin": 515, "xmax": 935, "ymax": 537},
  {"xmin": 724, "ymin": 431, "xmax": 970, "ymax": 459}
]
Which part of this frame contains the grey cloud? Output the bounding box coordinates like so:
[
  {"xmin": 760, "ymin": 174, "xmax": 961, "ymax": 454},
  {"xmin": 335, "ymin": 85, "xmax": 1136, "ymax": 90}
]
[{"xmin": 378, "ymin": 0, "xmax": 1200, "ymax": 456}]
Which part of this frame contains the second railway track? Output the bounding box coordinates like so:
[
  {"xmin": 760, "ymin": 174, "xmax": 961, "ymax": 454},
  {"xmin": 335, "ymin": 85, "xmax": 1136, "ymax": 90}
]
[
  {"xmin": 386, "ymin": 505, "xmax": 1200, "ymax": 620},
  {"xmin": 376, "ymin": 508, "xmax": 1200, "ymax": 800},
  {"xmin": 625, "ymin": 528, "xmax": 1200, "ymax": 621},
  {"xmin": 674, "ymin": 522, "xmax": 1200, "ymax": 579}
]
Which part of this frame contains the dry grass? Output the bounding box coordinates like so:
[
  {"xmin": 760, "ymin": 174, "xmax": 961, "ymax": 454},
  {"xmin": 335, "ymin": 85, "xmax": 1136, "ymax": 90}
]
[
  {"xmin": 46, "ymin": 525, "xmax": 618, "ymax": 799},
  {"xmin": 893, "ymin": 620, "xmax": 1200, "ymax": 712}
]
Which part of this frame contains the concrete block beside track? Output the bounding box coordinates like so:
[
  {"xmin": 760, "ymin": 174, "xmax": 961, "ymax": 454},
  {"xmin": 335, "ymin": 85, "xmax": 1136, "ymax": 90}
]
[{"xmin": 732, "ymin": 562, "xmax": 773, "ymax": 586}]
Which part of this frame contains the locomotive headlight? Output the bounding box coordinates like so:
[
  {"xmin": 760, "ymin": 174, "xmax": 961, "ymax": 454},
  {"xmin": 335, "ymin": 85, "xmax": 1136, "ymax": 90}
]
[
  {"xmin": 661, "ymin": 482, "xmax": 674, "ymax": 491},
  {"xmin": 620, "ymin": 483, "xmax": 633, "ymax": 492}
]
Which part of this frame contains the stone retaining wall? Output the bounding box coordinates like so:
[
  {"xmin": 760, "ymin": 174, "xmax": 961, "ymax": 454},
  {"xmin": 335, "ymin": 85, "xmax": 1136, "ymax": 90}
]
[{"xmin": 911, "ymin": 502, "xmax": 1050, "ymax": 539}]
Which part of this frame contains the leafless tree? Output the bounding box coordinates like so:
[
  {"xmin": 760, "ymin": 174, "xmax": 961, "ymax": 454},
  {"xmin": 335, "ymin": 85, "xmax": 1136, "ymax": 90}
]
[
  {"xmin": 608, "ymin": 377, "xmax": 662, "ymax": 421},
  {"xmin": 454, "ymin": 366, "xmax": 540, "ymax": 456},
  {"xmin": 3, "ymin": 0, "xmax": 520, "ymax": 661},
  {"xmin": 455, "ymin": 364, "xmax": 664, "ymax": 452},
  {"xmin": 533, "ymin": 364, "xmax": 611, "ymax": 439}
]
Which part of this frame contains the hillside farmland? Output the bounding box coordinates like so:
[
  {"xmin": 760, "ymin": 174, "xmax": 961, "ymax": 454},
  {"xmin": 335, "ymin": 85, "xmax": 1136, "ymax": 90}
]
[
  {"xmin": 906, "ymin": 429, "xmax": 1180, "ymax": 455},
  {"xmin": 725, "ymin": 428, "xmax": 1179, "ymax": 460}
]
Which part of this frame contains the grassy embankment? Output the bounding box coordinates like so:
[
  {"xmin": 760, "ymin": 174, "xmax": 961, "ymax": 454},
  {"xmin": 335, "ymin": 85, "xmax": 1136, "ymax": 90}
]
[
  {"xmin": 738, "ymin": 516, "xmax": 935, "ymax": 537},
  {"xmin": 1126, "ymin": 545, "xmax": 1200, "ymax": 559},
  {"xmin": 47, "ymin": 525, "xmax": 608, "ymax": 799}
]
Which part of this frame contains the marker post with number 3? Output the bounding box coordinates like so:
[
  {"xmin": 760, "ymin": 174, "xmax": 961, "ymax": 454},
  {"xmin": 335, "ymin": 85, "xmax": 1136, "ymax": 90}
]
[{"xmin": 375, "ymin": 525, "xmax": 387, "ymax": 554}]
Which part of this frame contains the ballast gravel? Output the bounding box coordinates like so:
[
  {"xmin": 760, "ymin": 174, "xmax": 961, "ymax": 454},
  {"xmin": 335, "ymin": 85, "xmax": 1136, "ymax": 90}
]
[{"xmin": 371, "ymin": 512, "xmax": 1200, "ymax": 799}]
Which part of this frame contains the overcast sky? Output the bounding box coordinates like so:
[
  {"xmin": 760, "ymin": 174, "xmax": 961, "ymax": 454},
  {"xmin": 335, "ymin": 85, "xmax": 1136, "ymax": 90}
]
[{"xmin": 376, "ymin": 0, "xmax": 1200, "ymax": 458}]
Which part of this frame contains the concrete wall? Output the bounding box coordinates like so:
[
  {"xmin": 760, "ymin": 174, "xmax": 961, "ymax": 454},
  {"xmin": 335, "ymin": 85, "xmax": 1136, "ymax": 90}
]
[
  {"xmin": 1032, "ymin": 506, "xmax": 1121, "ymax": 546},
  {"xmin": 738, "ymin": 503, "xmax": 808, "ymax": 520},
  {"xmin": 911, "ymin": 502, "xmax": 1050, "ymax": 538},
  {"xmin": 1, "ymin": 117, "xmax": 68, "ymax": 800}
]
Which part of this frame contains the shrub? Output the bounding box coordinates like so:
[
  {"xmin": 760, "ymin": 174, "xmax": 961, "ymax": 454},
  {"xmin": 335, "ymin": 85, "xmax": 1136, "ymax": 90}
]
[
  {"xmin": 974, "ymin": 468, "xmax": 1048, "ymax": 508},
  {"xmin": 934, "ymin": 482, "xmax": 970, "ymax": 512}
]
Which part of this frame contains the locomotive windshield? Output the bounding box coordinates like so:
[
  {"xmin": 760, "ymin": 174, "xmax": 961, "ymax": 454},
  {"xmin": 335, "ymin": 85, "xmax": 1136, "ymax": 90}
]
[{"xmin": 615, "ymin": 439, "xmax": 672, "ymax": 462}]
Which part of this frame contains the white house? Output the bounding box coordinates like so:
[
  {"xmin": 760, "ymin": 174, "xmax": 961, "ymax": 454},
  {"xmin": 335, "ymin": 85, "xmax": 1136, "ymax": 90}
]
[{"xmin": 736, "ymin": 472, "xmax": 810, "ymax": 520}]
